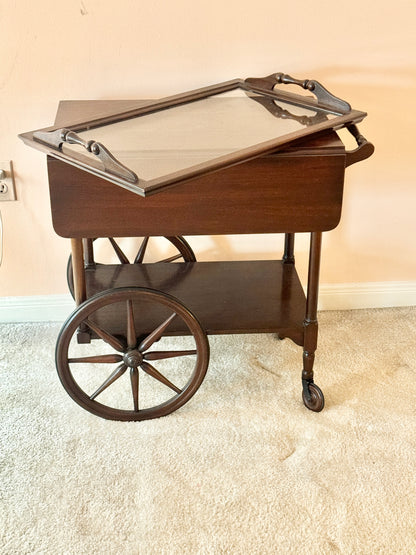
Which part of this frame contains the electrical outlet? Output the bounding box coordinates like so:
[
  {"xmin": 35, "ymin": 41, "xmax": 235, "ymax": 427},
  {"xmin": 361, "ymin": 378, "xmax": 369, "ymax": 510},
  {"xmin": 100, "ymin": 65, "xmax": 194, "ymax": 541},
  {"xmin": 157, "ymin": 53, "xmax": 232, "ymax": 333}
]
[{"xmin": 0, "ymin": 160, "xmax": 17, "ymax": 201}]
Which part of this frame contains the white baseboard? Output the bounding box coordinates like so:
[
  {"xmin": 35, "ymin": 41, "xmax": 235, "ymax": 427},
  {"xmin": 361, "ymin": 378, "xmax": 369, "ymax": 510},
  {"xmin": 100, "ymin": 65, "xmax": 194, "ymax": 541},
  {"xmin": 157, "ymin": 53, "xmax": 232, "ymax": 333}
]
[
  {"xmin": 0, "ymin": 282, "xmax": 415, "ymax": 323},
  {"xmin": 0, "ymin": 294, "xmax": 75, "ymax": 323},
  {"xmin": 317, "ymin": 281, "xmax": 416, "ymax": 311}
]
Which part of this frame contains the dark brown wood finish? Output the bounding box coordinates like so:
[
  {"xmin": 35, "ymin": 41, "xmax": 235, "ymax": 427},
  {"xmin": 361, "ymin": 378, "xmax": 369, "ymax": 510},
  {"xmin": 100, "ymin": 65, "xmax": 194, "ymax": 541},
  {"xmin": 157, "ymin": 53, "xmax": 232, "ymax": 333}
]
[
  {"xmin": 301, "ymin": 232, "xmax": 324, "ymax": 411},
  {"xmin": 29, "ymin": 81, "xmax": 373, "ymax": 419},
  {"xmin": 20, "ymin": 77, "xmax": 367, "ymax": 196},
  {"xmin": 70, "ymin": 238, "xmax": 86, "ymax": 305},
  {"xmin": 66, "ymin": 235, "xmax": 196, "ymax": 298},
  {"xmin": 47, "ymin": 148, "xmax": 346, "ymax": 238},
  {"xmin": 56, "ymin": 287, "xmax": 210, "ymax": 421},
  {"xmin": 283, "ymin": 233, "xmax": 295, "ymax": 264},
  {"xmin": 82, "ymin": 260, "xmax": 306, "ymax": 345},
  {"xmin": 48, "ymin": 92, "xmax": 349, "ymax": 238}
]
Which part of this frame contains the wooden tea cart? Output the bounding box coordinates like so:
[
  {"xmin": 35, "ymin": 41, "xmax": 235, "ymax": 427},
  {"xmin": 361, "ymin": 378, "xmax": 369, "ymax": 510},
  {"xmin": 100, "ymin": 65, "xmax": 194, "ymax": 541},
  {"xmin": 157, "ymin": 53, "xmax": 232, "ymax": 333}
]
[{"xmin": 20, "ymin": 72, "xmax": 374, "ymax": 420}]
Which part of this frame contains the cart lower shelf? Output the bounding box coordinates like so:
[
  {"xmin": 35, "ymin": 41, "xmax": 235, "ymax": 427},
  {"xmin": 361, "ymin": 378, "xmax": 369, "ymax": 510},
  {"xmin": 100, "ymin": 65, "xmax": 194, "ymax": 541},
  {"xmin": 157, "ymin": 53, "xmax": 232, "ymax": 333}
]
[{"xmin": 84, "ymin": 260, "xmax": 306, "ymax": 346}]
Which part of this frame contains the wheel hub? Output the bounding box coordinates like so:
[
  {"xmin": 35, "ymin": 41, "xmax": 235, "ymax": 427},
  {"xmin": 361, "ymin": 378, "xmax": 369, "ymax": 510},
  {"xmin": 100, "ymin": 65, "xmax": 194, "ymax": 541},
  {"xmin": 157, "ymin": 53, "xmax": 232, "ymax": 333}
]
[{"xmin": 123, "ymin": 350, "xmax": 143, "ymax": 367}]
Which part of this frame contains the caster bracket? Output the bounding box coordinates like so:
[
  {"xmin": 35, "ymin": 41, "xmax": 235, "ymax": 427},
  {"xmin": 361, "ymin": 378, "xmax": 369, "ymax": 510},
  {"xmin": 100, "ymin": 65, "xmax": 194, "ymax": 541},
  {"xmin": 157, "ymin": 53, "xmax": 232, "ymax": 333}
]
[{"xmin": 302, "ymin": 378, "xmax": 313, "ymax": 403}]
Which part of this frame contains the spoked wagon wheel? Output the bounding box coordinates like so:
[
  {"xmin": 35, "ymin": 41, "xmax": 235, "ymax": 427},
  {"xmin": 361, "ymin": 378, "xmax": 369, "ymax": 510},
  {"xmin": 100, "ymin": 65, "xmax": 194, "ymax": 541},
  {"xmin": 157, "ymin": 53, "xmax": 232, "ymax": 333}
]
[
  {"xmin": 56, "ymin": 287, "xmax": 209, "ymax": 421},
  {"xmin": 67, "ymin": 236, "xmax": 196, "ymax": 297}
]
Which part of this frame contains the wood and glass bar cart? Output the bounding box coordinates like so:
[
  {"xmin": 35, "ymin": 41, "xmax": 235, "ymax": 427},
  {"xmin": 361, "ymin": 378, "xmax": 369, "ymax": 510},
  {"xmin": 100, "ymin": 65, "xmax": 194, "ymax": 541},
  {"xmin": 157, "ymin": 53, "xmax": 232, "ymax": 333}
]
[{"xmin": 20, "ymin": 72, "xmax": 374, "ymax": 420}]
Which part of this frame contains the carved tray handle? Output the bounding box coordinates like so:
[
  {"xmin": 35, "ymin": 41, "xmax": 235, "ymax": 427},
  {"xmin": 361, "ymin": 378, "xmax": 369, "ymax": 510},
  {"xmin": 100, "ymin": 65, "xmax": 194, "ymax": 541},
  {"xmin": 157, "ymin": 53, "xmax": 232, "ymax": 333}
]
[
  {"xmin": 245, "ymin": 72, "xmax": 352, "ymax": 113},
  {"xmin": 33, "ymin": 128, "xmax": 138, "ymax": 184}
]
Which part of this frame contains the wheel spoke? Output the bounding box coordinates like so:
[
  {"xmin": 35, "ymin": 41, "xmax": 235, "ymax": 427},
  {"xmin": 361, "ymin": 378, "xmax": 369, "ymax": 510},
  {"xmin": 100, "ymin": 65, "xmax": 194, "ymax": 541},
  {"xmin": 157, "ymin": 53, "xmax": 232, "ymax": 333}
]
[
  {"xmin": 90, "ymin": 363, "xmax": 127, "ymax": 400},
  {"xmin": 68, "ymin": 354, "xmax": 123, "ymax": 364},
  {"xmin": 141, "ymin": 361, "xmax": 182, "ymax": 394},
  {"xmin": 57, "ymin": 286, "xmax": 207, "ymax": 421},
  {"xmin": 144, "ymin": 349, "xmax": 197, "ymax": 361},
  {"xmin": 138, "ymin": 313, "xmax": 176, "ymax": 352},
  {"xmin": 130, "ymin": 367, "xmax": 139, "ymax": 411},
  {"xmin": 86, "ymin": 319, "xmax": 125, "ymax": 352},
  {"xmin": 134, "ymin": 236, "xmax": 149, "ymax": 264},
  {"xmin": 126, "ymin": 300, "xmax": 137, "ymax": 349},
  {"xmin": 159, "ymin": 253, "xmax": 183, "ymax": 263},
  {"xmin": 108, "ymin": 237, "xmax": 130, "ymax": 264}
]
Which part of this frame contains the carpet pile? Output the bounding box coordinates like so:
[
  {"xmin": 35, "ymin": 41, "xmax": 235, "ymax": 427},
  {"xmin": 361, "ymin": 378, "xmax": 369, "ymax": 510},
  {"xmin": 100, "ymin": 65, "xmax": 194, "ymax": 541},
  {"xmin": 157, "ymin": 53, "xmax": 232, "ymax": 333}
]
[{"xmin": 1, "ymin": 307, "xmax": 416, "ymax": 553}]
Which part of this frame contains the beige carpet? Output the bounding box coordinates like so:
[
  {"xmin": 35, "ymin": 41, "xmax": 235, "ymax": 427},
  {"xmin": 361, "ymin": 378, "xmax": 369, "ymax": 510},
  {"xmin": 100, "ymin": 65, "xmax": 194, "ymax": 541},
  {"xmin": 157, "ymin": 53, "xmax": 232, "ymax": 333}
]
[{"xmin": 1, "ymin": 307, "xmax": 416, "ymax": 554}]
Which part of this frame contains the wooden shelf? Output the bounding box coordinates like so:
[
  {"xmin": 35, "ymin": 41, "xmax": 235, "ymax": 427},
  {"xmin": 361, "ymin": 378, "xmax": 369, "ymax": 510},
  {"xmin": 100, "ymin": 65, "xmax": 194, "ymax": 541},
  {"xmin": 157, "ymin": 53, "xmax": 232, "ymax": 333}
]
[{"xmin": 85, "ymin": 260, "xmax": 306, "ymax": 346}]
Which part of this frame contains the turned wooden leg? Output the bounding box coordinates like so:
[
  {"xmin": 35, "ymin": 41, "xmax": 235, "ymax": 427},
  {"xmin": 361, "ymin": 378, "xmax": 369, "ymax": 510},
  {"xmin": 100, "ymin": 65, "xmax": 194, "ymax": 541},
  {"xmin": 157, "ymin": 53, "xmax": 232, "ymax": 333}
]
[
  {"xmin": 302, "ymin": 232, "xmax": 324, "ymax": 411},
  {"xmin": 283, "ymin": 233, "xmax": 295, "ymax": 264},
  {"xmin": 277, "ymin": 233, "xmax": 296, "ymax": 341},
  {"xmin": 82, "ymin": 238, "xmax": 95, "ymax": 268},
  {"xmin": 70, "ymin": 238, "xmax": 86, "ymax": 306},
  {"xmin": 70, "ymin": 238, "xmax": 91, "ymax": 344}
]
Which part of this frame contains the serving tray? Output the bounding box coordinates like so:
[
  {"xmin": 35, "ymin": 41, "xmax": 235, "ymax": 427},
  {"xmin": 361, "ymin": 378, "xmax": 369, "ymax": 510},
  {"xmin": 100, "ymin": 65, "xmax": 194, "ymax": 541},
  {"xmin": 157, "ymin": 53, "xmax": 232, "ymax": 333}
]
[{"xmin": 19, "ymin": 72, "xmax": 367, "ymax": 196}]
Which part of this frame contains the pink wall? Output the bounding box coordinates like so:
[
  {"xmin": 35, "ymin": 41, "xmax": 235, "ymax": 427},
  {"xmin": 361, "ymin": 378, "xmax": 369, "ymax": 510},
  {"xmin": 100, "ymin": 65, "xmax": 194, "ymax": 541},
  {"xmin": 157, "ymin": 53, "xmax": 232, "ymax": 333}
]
[{"xmin": 1, "ymin": 0, "xmax": 415, "ymax": 296}]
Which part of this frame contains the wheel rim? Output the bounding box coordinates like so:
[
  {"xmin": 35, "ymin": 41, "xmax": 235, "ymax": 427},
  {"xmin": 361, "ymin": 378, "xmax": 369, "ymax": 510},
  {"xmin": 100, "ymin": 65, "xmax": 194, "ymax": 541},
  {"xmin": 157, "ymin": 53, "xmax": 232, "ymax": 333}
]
[
  {"xmin": 56, "ymin": 287, "xmax": 209, "ymax": 421},
  {"xmin": 67, "ymin": 236, "xmax": 196, "ymax": 297}
]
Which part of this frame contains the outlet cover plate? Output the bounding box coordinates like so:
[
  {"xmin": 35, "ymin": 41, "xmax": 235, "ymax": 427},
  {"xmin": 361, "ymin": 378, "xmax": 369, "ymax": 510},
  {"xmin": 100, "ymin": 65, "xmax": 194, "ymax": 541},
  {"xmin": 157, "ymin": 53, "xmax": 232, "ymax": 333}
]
[{"xmin": 0, "ymin": 160, "xmax": 17, "ymax": 201}]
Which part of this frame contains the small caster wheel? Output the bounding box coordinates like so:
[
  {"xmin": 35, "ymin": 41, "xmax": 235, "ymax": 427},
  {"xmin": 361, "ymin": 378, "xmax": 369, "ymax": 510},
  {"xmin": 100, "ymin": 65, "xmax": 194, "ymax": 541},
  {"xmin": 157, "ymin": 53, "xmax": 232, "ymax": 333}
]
[{"xmin": 302, "ymin": 382, "xmax": 325, "ymax": 412}]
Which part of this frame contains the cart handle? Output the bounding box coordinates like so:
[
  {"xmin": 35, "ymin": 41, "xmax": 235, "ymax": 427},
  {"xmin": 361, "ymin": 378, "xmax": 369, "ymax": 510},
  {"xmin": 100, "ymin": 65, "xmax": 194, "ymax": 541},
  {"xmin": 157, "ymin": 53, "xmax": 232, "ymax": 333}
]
[
  {"xmin": 344, "ymin": 124, "xmax": 375, "ymax": 167},
  {"xmin": 33, "ymin": 128, "xmax": 138, "ymax": 183}
]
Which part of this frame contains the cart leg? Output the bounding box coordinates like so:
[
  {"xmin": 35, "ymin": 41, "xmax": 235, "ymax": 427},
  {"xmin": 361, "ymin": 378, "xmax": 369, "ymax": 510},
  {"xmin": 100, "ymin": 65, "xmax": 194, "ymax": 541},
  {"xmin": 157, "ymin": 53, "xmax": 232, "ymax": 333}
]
[
  {"xmin": 70, "ymin": 238, "xmax": 91, "ymax": 344},
  {"xmin": 83, "ymin": 238, "xmax": 95, "ymax": 268},
  {"xmin": 71, "ymin": 238, "xmax": 86, "ymax": 306},
  {"xmin": 277, "ymin": 233, "xmax": 296, "ymax": 340},
  {"xmin": 283, "ymin": 233, "xmax": 295, "ymax": 264},
  {"xmin": 302, "ymin": 231, "xmax": 325, "ymax": 411}
]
